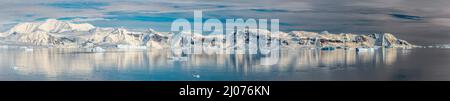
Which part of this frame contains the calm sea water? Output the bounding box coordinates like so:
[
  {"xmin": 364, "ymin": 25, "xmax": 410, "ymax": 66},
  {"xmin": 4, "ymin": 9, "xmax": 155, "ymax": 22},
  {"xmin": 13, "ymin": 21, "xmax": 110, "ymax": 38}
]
[{"xmin": 0, "ymin": 48, "xmax": 449, "ymax": 81}]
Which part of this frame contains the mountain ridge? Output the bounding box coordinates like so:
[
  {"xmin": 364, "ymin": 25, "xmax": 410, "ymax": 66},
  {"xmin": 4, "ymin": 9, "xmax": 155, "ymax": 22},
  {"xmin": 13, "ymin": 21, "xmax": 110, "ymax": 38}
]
[{"xmin": 0, "ymin": 19, "xmax": 414, "ymax": 49}]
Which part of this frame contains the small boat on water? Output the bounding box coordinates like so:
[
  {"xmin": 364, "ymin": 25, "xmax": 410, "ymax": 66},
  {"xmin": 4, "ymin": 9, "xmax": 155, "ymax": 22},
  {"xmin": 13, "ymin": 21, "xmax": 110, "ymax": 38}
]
[{"xmin": 321, "ymin": 46, "xmax": 336, "ymax": 51}]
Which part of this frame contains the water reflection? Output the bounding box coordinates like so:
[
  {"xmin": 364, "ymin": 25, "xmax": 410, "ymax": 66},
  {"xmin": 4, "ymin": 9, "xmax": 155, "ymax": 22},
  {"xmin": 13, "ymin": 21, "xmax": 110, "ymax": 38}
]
[{"xmin": 0, "ymin": 48, "xmax": 407, "ymax": 80}]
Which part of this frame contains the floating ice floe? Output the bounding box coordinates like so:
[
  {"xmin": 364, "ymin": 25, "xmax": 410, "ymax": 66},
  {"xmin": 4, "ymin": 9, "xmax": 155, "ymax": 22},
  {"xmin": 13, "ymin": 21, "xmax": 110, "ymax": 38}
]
[
  {"xmin": 168, "ymin": 56, "xmax": 188, "ymax": 62},
  {"xmin": 374, "ymin": 46, "xmax": 382, "ymax": 49},
  {"xmin": 424, "ymin": 44, "xmax": 450, "ymax": 49},
  {"xmin": 0, "ymin": 45, "xmax": 8, "ymax": 49},
  {"xmin": 12, "ymin": 66, "xmax": 22, "ymax": 70},
  {"xmin": 19, "ymin": 46, "xmax": 33, "ymax": 51},
  {"xmin": 25, "ymin": 48, "xmax": 33, "ymax": 51},
  {"xmin": 438, "ymin": 44, "xmax": 450, "ymax": 48},
  {"xmin": 321, "ymin": 46, "xmax": 335, "ymax": 51},
  {"xmin": 116, "ymin": 44, "xmax": 147, "ymax": 50},
  {"xmin": 203, "ymin": 46, "xmax": 222, "ymax": 55},
  {"xmin": 344, "ymin": 47, "xmax": 355, "ymax": 50},
  {"xmin": 356, "ymin": 47, "xmax": 375, "ymax": 52},
  {"xmin": 90, "ymin": 47, "xmax": 106, "ymax": 53},
  {"xmin": 192, "ymin": 74, "xmax": 201, "ymax": 79}
]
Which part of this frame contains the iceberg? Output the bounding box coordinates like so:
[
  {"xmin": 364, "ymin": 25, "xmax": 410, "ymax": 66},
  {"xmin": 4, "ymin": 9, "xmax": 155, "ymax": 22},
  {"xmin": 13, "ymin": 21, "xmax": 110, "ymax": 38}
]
[
  {"xmin": 19, "ymin": 46, "xmax": 34, "ymax": 51},
  {"xmin": 321, "ymin": 46, "xmax": 336, "ymax": 51},
  {"xmin": 116, "ymin": 44, "xmax": 147, "ymax": 49},
  {"xmin": 192, "ymin": 74, "xmax": 201, "ymax": 79},
  {"xmin": 442, "ymin": 45, "xmax": 450, "ymax": 48},
  {"xmin": 431, "ymin": 44, "xmax": 450, "ymax": 48},
  {"xmin": 356, "ymin": 47, "xmax": 375, "ymax": 52},
  {"xmin": 12, "ymin": 66, "xmax": 21, "ymax": 70},
  {"xmin": 0, "ymin": 45, "xmax": 8, "ymax": 49},
  {"xmin": 25, "ymin": 48, "xmax": 34, "ymax": 52},
  {"xmin": 169, "ymin": 56, "xmax": 188, "ymax": 62},
  {"xmin": 90, "ymin": 47, "xmax": 106, "ymax": 52}
]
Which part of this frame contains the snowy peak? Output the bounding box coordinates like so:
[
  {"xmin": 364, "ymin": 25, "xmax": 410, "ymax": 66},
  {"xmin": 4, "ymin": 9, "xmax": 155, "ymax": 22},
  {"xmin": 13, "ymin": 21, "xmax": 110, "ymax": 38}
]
[
  {"xmin": 87, "ymin": 27, "xmax": 149, "ymax": 46},
  {"xmin": 8, "ymin": 22, "xmax": 40, "ymax": 34},
  {"xmin": 39, "ymin": 19, "xmax": 95, "ymax": 33},
  {"xmin": 2, "ymin": 19, "xmax": 95, "ymax": 46},
  {"xmin": 7, "ymin": 19, "xmax": 95, "ymax": 35},
  {"xmin": 38, "ymin": 19, "xmax": 72, "ymax": 33}
]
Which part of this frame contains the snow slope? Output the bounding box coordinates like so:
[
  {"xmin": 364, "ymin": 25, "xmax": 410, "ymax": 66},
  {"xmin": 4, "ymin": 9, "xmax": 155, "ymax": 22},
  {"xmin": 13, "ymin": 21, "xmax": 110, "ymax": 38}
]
[{"xmin": 7, "ymin": 19, "xmax": 94, "ymax": 35}]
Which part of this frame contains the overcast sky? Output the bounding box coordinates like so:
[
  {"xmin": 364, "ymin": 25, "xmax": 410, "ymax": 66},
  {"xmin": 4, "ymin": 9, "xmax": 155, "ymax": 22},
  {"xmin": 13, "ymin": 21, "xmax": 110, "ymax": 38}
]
[{"xmin": 0, "ymin": 0, "xmax": 449, "ymax": 45}]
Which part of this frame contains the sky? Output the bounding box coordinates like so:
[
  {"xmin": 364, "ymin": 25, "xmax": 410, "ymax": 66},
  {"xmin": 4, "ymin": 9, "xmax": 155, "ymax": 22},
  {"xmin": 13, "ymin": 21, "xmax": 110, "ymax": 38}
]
[{"xmin": 0, "ymin": 0, "xmax": 449, "ymax": 45}]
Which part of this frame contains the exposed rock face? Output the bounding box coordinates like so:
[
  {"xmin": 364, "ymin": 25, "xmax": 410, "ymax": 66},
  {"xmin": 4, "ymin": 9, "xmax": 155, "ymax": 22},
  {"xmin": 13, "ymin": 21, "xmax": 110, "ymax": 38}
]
[
  {"xmin": 0, "ymin": 19, "xmax": 414, "ymax": 49},
  {"xmin": 284, "ymin": 31, "xmax": 412, "ymax": 48},
  {"xmin": 145, "ymin": 30, "xmax": 172, "ymax": 49},
  {"xmin": 381, "ymin": 33, "xmax": 412, "ymax": 47},
  {"xmin": 89, "ymin": 28, "xmax": 145, "ymax": 46}
]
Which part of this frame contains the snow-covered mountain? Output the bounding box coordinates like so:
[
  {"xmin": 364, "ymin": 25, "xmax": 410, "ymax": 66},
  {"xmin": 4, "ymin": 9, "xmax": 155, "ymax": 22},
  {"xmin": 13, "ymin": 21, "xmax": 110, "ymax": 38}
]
[
  {"xmin": 0, "ymin": 19, "xmax": 95, "ymax": 47},
  {"xmin": 7, "ymin": 19, "xmax": 94, "ymax": 34},
  {"xmin": 0, "ymin": 19, "xmax": 414, "ymax": 49}
]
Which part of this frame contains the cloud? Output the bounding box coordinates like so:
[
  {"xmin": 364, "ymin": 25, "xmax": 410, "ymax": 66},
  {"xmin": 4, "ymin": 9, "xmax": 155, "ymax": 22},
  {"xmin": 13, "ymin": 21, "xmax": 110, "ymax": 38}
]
[
  {"xmin": 250, "ymin": 9, "xmax": 292, "ymax": 13},
  {"xmin": 430, "ymin": 18, "xmax": 450, "ymax": 27},
  {"xmin": 61, "ymin": 17, "xmax": 111, "ymax": 22},
  {"xmin": 0, "ymin": 0, "xmax": 450, "ymax": 45},
  {"xmin": 389, "ymin": 14, "xmax": 424, "ymax": 21}
]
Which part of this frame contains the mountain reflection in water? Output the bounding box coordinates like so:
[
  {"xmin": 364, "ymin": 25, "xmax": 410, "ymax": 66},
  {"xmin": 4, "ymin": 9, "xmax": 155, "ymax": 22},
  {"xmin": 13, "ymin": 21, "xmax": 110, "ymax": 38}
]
[{"xmin": 0, "ymin": 48, "xmax": 446, "ymax": 81}]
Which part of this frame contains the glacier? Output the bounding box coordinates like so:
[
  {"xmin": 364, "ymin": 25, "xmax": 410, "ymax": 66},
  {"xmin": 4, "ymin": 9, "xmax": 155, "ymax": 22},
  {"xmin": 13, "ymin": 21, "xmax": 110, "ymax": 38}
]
[{"xmin": 0, "ymin": 19, "xmax": 416, "ymax": 50}]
